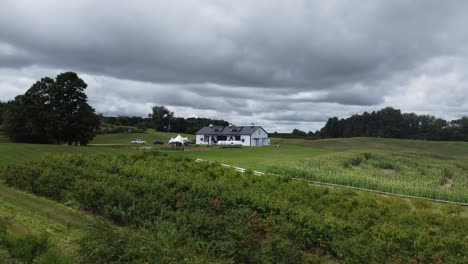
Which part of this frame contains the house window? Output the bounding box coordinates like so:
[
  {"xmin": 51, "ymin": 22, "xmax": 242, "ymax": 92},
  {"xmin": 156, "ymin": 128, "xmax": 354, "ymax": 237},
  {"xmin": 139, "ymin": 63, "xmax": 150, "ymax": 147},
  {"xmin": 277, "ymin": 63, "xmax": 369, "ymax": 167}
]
[
  {"xmin": 241, "ymin": 139, "xmax": 245, "ymax": 142},
  {"xmin": 258, "ymin": 130, "xmax": 261, "ymax": 135},
  {"xmin": 235, "ymin": 136, "xmax": 241, "ymax": 141},
  {"xmin": 218, "ymin": 135, "xmax": 227, "ymax": 141},
  {"xmin": 200, "ymin": 137, "xmax": 204, "ymax": 141}
]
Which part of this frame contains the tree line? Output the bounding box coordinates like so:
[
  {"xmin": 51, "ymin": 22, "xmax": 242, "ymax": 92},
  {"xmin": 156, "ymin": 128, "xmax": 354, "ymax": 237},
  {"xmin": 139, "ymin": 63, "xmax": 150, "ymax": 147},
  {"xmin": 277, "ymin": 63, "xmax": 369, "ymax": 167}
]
[
  {"xmin": 320, "ymin": 107, "xmax": 468, "ymax": 141},
  {"xmin": 1, "ymin": 72, "xmax": 100, "ymax": 145},
  {"xmin": 102, "ymin": 106, "xmax": 228, "ymax": 134},
  {"xmin": 287, "ymin": 107, "xmax": 468, "ymax": 141}
]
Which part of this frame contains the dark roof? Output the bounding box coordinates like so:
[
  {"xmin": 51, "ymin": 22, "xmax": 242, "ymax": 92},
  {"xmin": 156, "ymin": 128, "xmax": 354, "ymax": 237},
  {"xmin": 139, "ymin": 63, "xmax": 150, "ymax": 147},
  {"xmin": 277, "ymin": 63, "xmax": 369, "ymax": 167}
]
[{"xmin": 196, "ymin": 126, "xmax": 268, "ymax": 135}]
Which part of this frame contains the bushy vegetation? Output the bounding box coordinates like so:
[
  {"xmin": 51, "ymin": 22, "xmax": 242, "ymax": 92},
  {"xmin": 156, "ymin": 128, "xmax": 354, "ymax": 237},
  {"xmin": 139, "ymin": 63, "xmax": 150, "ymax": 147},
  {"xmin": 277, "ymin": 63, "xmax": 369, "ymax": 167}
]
[
  {"xmin": 320, "ymin": 107, "xmax": 468, "ymax": 141},
  {"xmin": 268, "ymin": 151, "xmax": 468, "ymax": 203},
  {"xmin": 1, "ymin": 152, "xmax": 467, "ymax": 262},
  {"xmin": 0, "ymin": 216, "xmax": 71, "ymax": 263}
]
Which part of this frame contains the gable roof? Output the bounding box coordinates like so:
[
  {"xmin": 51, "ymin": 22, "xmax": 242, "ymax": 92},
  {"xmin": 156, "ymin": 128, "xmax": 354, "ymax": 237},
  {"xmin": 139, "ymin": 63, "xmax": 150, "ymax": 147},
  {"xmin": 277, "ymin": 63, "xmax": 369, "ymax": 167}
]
[{"xmin": 196, "ymin": 126, "xmax": 268, "ymax": 135}]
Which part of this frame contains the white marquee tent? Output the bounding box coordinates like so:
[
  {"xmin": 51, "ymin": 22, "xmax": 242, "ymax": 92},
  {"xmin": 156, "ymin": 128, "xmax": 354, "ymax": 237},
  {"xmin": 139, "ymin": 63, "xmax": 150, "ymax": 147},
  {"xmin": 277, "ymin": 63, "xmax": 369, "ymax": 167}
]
[{"xmin": 168, "ymin": 135, "xmax": 188, "ymax": 146}]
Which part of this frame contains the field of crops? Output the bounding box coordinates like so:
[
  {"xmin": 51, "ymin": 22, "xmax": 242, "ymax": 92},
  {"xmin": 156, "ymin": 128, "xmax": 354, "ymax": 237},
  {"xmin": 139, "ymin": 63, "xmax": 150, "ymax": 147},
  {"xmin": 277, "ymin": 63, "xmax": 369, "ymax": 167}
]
[
  {"xmin": 0, "ymin": 152, "xmax": 467, "ymax": 262},
  {"xmin": 268, "ymin": 151, "xmax": 468, "ymax": 203},
  {"xmin": 0, "ymin": 143, "xmax": 135, "ymax": 166}
]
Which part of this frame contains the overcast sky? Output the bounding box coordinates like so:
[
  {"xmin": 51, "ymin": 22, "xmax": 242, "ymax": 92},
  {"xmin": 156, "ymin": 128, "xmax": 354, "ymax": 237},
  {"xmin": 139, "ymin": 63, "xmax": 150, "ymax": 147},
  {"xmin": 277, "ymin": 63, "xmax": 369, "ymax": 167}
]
[{"xmin": 1, "ymin": 1, "xmax": 468, "ymax": 132}]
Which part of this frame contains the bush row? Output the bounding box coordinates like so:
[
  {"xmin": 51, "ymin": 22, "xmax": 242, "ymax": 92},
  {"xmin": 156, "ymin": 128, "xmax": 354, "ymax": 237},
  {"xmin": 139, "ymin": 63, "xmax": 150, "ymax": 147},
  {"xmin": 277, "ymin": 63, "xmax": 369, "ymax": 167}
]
[{"xmin": 0, "ymin": 152, "xmax": 467, "ymax": 263}]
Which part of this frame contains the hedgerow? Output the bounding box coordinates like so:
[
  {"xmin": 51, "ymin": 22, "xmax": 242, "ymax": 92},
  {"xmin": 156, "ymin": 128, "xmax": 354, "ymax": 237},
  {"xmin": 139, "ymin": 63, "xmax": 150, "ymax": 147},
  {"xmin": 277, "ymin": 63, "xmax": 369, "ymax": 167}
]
[{"xmin": 0, "ymin": 152, "xmax": 467, "ymax": 263}]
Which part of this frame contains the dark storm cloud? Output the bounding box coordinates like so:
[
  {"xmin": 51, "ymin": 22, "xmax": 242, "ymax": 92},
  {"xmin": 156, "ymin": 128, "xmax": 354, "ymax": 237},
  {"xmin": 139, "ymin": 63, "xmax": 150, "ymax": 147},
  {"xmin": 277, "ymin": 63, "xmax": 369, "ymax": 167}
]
[{"xmin": 1, "ymin": 0, "xmax": 468, "ymax": 131}]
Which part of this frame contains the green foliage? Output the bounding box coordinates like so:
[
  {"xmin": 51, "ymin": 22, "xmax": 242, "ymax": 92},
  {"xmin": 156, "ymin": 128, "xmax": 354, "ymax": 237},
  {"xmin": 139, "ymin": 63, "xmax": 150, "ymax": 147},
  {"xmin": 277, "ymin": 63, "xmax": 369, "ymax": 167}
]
[
  {"xmin": 0, "ymin": 100, "xmax": 5, "ymax": 125},
  {"xmin": 2, "ymin": 72, "xmax": 100, "ymax": 145},
  {"xmin": 1, "ymin": 152, "xmax": 467, "ymax": 262},
  {"xmin": 320, "ymin": 107, "xmax": 468, "ymax": 141},
  {"xmin": 149, "ymin": 105, "xmax": 174, "ymax": 132},
  {"xmin": 38, "ymin": 250, "xmax": 73, "ymax": 264},
  {"xmin": 7, "ymin": 233, "xmax": 49, "ymax": 263},
  {"xmin": 268, "ymin": 151, "xmax": 468, "ymax": 203},
  {"xmin": 148, "ymin": 105, "xmax": 229, "ymax": 133}
]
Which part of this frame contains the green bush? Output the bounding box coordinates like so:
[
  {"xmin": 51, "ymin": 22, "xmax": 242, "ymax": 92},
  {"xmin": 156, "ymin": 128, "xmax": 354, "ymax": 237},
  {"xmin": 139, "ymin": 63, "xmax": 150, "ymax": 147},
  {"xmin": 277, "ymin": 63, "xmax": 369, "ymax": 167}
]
[
  {"xmin": 1, "ymin": 152, "xmax": 467, "ymax": 263},
  {"xmin": 7, "ymin": 233, "xmax": 49, "ymax": 263}
]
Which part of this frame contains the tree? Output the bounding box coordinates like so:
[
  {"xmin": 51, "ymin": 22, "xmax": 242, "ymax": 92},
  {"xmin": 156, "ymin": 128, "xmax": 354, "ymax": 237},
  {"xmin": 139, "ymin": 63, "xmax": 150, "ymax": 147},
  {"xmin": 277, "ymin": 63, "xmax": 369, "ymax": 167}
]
[
  {"xmin": 149, "ymin": 106, "xmax": 174, "ymax": 132},
  {"xmin": 2, "ymin": 72, "xmax": 99, "ymax": 145},
  {"xmin": 292, "ymin": 129, "xmax": 307, "ymax": 137},
  {"xmin": 0, "ymin": 101, "xmax": 5, "ymax": 125}
]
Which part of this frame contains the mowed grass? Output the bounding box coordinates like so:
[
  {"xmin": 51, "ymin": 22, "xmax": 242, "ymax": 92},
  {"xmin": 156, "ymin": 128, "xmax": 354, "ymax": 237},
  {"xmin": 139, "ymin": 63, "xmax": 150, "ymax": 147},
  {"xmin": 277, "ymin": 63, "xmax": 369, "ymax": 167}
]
[
  {"xmin": 175, "ymin": 145, "xmax": 333, "ymax": 171},
  {"xmin": 0, "ymin": 183, "xmax": 95, "ymax": 259},
  {"xmin": 91, "ymin": 129, "xmax": 194, "ymax": 145}
]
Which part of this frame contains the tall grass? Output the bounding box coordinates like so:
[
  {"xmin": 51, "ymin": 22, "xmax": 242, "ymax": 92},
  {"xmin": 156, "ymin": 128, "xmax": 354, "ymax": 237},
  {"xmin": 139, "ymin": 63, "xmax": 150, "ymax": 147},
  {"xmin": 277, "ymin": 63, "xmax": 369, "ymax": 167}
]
[{"xmin": 268, "ymin": 151, "xmax": 468, "ymax": 203}]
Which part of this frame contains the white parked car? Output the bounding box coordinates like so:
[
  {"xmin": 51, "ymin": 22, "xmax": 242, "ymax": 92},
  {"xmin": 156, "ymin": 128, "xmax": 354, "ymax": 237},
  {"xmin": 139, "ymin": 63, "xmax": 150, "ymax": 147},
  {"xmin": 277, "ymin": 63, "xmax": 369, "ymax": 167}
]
[{"xmin": 131, "ymin": 139, "xmax": 146, "ymax": 144}]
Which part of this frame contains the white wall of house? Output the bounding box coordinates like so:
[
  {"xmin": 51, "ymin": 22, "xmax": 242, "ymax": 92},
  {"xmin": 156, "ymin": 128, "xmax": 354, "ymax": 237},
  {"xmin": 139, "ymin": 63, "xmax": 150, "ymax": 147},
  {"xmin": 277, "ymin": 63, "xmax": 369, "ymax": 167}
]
[
  {"xmin": 251, "ymin": 128, "xmax": 269, "ymax": 146},
  {"xmin": 240, "ymin": 135, "xmax": 251, "ymax": 146},
  {"xmin": 196, "ymin": 135, "xmax": 205, "ymax": 145},
  {"xmin": 196, "ymin": 128, "xmax": 269, "ymax": 146}
]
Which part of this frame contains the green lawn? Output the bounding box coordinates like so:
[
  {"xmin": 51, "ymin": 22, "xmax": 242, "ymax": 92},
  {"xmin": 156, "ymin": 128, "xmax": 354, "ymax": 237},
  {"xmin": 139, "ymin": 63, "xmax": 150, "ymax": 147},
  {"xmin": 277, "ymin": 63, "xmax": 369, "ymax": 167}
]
[
  {"xmin": 175, "ymin": 145, "xmax": 332, "ymax": 171},
  {"xmin": 91, "ymin": 129, "xmax": 194, "ymax": 145}
]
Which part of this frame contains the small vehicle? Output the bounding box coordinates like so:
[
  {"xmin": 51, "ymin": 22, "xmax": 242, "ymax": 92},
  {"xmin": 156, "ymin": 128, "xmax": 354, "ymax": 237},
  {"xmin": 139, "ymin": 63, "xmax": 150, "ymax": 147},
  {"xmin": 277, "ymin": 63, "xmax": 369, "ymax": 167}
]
[
  {"xmin": 152, "ymin": 140, "xmax": 164, "ymax": 145},
  {"xmin": 186, "ymin": 140, "xmax": 195, "ymax": 145},
  {"xmin": 131, "ymin": 139, "xmax": 146, "ymax": 144}
]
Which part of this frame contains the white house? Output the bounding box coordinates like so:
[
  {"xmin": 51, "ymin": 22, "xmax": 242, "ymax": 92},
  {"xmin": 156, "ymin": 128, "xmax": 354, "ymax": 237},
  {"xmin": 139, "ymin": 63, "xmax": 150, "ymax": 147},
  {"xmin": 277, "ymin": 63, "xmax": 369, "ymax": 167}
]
[{"xmin": 195, "ymin": 124, "xmax": 270, "ymax": 146}]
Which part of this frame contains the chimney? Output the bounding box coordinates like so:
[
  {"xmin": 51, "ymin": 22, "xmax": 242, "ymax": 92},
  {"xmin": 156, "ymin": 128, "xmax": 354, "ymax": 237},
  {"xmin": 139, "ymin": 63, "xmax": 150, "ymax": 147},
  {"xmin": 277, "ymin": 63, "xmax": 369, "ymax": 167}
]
[
  {"xmin": 250, "ymin": 123, "xmax": 255, "ymax": 127},
  {"xmin": 209, "ymin": 124, "xmax": 214, "ymax": 128}
]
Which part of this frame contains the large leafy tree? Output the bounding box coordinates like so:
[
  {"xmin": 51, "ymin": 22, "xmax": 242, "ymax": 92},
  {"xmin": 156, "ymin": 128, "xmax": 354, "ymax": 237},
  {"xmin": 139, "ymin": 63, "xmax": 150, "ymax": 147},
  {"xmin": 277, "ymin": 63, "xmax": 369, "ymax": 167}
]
[
  {"xmin": 2, "ymin": 72, "xmax": 99, "ymax": 145},
  {"xmin": 149, "ymin": 106, "xmax": 174, "ymax": 132}
]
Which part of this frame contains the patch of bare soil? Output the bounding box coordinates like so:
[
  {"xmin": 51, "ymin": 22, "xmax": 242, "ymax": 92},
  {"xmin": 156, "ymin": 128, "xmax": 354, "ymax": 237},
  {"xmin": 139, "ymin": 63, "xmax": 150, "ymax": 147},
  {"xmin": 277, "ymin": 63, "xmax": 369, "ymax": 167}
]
[
  {"xmin": 442, "ymin": 179, "xmax": 453, "ymax": 189},
  {"xmin": 382, "ymin": 169, "xmax": 395, "ymax": 174}
]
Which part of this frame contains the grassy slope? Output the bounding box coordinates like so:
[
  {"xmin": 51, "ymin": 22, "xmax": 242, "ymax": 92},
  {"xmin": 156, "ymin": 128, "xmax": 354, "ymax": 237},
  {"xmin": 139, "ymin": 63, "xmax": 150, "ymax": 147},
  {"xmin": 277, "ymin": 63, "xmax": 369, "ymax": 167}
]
[
  {"xmin": 91, "ymin": 129, "xmax": 194, "ymax": 145},
  {"xmin": 0, "ymin": 184, "xmax": 95, "ymax": 259}
]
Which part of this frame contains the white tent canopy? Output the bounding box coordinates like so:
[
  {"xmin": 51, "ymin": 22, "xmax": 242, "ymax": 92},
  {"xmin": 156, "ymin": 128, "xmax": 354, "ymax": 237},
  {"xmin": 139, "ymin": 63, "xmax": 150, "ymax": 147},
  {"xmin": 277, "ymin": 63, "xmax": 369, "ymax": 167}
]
[{"xmin": 168, "ymin": 135, "xmax": 188, "ymax": 145}]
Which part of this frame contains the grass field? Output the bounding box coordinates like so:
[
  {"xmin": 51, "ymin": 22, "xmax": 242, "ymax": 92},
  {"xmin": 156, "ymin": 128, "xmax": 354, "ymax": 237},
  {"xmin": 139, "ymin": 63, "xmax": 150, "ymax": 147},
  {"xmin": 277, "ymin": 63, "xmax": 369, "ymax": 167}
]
[
  {"xmin": 174, "ymin": 137, "xmax": 468, "ymax": 203},
  {"xmin": 91, "ymin": 129, "xmax": 194, "ymax": 145},
  {"xmin": 0, "ymin": 183, "xmax": 95, "ymax": 261},
  {"xmin": 176, "ymin": 145, "xmax": 332, "ymax": 171},
  {"xmin": 0, "ymin": 135, "xmax": 467, "ymax": 261},
  {"xmin": 176, "ymin": 137, "xmax": 468, "ymax": 168}
]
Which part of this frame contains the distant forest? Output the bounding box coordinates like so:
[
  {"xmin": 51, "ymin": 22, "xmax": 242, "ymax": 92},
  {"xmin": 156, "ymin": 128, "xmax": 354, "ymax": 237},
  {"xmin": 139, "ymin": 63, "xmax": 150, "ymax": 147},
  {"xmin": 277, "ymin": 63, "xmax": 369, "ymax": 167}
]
[
  {"xmin": 102, "ymin": 106, "xmax": 228, "ymax": 135},
  {"xmin": 287, "ymin": 107, "xmax": 468, "ymax": 141}
]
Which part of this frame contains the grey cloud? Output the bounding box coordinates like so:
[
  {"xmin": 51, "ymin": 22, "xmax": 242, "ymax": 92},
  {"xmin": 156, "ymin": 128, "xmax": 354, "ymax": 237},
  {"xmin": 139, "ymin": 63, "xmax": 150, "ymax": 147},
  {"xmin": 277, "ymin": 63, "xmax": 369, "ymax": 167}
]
[{"xmin": 1, "ymin": 1, "xmax": 468, "ymax": 131}]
